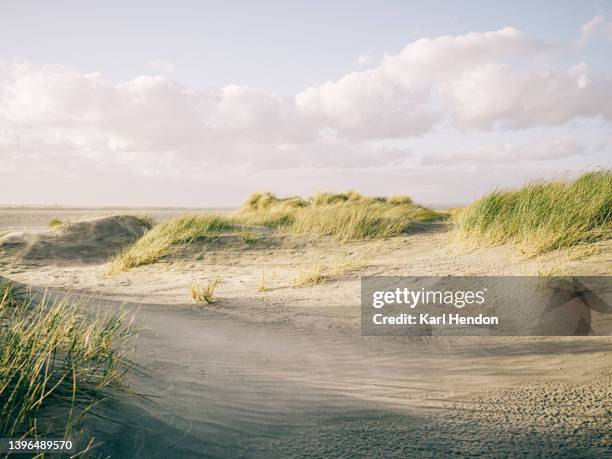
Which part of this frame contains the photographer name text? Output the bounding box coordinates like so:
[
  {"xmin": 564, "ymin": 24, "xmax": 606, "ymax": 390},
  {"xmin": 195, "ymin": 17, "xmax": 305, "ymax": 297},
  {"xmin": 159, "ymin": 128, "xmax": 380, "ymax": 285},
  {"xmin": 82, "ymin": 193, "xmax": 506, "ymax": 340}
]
[{"xmin": 372, "ymin": 313, "xmax": 498, "ymax": 326}]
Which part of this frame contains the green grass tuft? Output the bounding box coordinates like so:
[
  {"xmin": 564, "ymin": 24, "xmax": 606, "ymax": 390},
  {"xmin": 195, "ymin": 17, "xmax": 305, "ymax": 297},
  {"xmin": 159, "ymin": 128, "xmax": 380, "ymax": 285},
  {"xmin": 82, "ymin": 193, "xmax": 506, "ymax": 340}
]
[
  {"xmin": 0, "ymin": 284, "xmax": 135, "ymax": 438},
  {"xmin": 108, "ymin": 214, "xmax": 236, "ymax": 272},
  {"xmin": 48, "ymin": 218, "xmax": 65, "ymax": 231},
  {"xmin": 456, "ymin": 170, "xmax": 612, "ymax": 255}
]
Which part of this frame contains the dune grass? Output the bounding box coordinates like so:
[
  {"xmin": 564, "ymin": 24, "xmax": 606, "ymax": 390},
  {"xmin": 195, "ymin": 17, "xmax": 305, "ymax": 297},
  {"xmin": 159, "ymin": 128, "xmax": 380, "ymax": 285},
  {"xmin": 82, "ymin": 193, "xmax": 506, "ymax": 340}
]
[
  {"xmin": 48, "ymin": 217, "xmax": 65, "ymax": 232},
  {"xmin": 189, "ymin": 278, "xmax": 222, "ymax": 303},
  {"xmin": 257, "ymin": 270, "xmax": 269, "ymax": 292},
  {"xmin": 238, "ymin": 231, "xmax": 259, "ymax": 244},
  {"xmin": 288, "ymin": 202, "xmax": 438, "ymax": 241},
  {"xmin": 292, "ymin": 257, "xmax": 366, "ymax": 288},
  {"xmin": 108, "ymin": 214, "xmax": 236, "ymax": 273},
  {"xmin": 132, "ymin": 214, "xmax": 156, "ymax": 230},
  {"xmin": 109, "ymin": 192, "xmax": 443, "ymax": 272},
  {"xmin": 456, "ymin": 170, "xmax": 612, "ymax": 255},
  {"xmin": 237, "ymin": 191, "xmax": 443, "ymax": 241},
  {"xmin": 0, "ymin": 280, "xmax": 135, "ymax": 439},
  {"xmin": 292, "ymin": 264, "xmax": 324, "ymax": 288},
  {"xmin": 236, "ymin": 192, "xmax": 306, "ymax": 227}
]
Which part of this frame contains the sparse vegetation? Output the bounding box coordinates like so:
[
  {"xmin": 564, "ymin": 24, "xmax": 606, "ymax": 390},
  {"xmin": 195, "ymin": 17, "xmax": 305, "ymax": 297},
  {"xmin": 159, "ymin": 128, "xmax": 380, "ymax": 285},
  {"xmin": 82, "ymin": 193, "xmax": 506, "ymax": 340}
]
[
  {"xmin": 292, "ymin": 257, "xmax": 366, "ymax": 288},
  {"xmin": 189, "ymin": 278, "xmax": 222, "ymax": 303},
  {"xmin": 292, "ymin": 264, "xmax": 324, "ymax": 287},
  {"xmin": 0, "ymin": 279, "xmax": 20, "ymax": 307},
  {"xmin": 133, "ymin": 214, "xmax": 156, "ymax": 229},
  {"xmin": 0, "ymin": 280, "xmax": 135, "ymax": 439},
  {"xmin": 108, "ymin": 214, "xmax": 236, "ymax": 272},
  {"xmin": 457, "ymin": 170, "xmax": 612, "ymax": 255},
  {"xmin": 239, "ymin": 231, "xmax": 259, "ymax": 244},
  {"xmin": 109, "ymin": 192, "xmax": 443, "ymax": 272},
  {"xmin": 48, "ymin": 217, "xmax": 65, "ymax": 231},
  {"xmin": 237, "ymin": 191, "xmax": 443, "ymax": 242},
  {"xmin": 257, "ymin": 271, "xmax": 269, "ymax": 292}
]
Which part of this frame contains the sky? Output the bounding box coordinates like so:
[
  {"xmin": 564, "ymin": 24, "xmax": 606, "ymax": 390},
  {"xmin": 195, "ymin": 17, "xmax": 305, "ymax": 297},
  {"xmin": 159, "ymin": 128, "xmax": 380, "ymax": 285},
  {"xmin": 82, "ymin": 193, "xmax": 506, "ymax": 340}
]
[{"xmin": 1, "ymin": 0, "xmax": 611, "ymax": 206}]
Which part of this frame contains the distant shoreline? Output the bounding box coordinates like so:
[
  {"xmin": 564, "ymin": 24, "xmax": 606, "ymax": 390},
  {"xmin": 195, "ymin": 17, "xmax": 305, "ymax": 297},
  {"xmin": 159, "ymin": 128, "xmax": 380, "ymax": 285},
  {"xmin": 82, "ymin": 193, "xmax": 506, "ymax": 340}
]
[
  {"xmin": 0, "ymin": 206, "xmax": 237, "ymax": 211},
  {"xmin": 0, "ymin": 202, "xmax": 465, "ymax": 211}
]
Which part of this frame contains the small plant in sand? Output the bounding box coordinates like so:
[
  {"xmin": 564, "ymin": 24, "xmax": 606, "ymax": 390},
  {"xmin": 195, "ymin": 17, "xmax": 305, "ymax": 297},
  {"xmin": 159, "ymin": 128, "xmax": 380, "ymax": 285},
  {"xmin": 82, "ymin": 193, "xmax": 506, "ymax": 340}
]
[
  {"xmin": 48, "ymin": 217, "xmax": 65, "ymax": 231},
  {"xmin": 0, "ymin": 281, "xmax": 136, "ymax": 439},
  {"xmin": 292, "ymin": 264, "xmax": 323, "ymax": 288},
  {"xmin": 292, "ymin": 258, "xmax": 366, "ymax": 288},
  {"xmin": 239, "ymin": 231, "xmax": 259, "ymax": 244},
  {"xmin": 257, "ymin": 270, "xmax": 269, "ymax": 292},
  {"xmin": 189, "ymin": 278, "xmax": 222, "ymax": 303},
  {"xmin": 537, "ymin": 265, "xmax": 574, "ymax": 277},
  {"xmin": 457, "ymin": 170, "xmax": 611, "ymax": 255}
]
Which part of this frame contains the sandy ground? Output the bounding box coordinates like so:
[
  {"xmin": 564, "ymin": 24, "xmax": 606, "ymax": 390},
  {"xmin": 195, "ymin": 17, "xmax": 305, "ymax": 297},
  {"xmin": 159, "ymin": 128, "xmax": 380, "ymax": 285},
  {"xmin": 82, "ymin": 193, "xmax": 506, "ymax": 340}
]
[{"xmin": 0, "ymin": 211, "xmax": 610, "ymax": 458}]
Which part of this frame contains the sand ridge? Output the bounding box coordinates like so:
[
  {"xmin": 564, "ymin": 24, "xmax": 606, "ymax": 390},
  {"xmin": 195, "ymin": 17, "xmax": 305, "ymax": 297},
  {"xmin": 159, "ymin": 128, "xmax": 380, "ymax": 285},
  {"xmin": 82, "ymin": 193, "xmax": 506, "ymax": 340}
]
[{"xmin": 1, "ymin": 211, "xmax": 610, "ymax": 457}]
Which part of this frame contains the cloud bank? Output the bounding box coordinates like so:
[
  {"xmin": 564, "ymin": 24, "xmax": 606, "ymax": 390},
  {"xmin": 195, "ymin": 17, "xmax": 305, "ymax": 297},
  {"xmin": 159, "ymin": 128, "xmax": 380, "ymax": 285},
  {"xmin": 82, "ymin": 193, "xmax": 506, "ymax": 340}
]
[{"xmin": 0, "ymin": 25, "xmax": 611, "ymax": 184}]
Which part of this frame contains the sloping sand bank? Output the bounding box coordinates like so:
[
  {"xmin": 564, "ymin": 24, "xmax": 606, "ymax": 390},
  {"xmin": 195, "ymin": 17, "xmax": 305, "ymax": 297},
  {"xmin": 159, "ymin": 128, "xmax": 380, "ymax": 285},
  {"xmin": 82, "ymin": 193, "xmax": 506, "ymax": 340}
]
[
  {"xmin": 29, "ymin": 288, "xmax": 612, "ymax": 457},
  {"xmin": 1, "ymin": 215, "xmax": 149, "ymax": 265},
  {"xmin": 1, "ymin": 213, "xmax": 610, "ymax": 457}
]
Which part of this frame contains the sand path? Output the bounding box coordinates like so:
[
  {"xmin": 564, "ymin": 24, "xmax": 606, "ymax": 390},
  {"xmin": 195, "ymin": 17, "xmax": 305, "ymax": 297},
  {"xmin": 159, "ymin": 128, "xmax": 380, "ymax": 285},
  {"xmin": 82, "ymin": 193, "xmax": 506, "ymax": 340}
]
[{"xmin": 25, "ymin": 286, "xmax": 609, "ymax": 458}]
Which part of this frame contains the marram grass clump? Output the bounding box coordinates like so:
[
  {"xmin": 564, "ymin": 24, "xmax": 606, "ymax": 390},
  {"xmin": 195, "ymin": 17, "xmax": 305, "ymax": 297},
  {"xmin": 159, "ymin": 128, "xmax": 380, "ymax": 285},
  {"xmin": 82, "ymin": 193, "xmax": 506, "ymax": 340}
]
[
  {"xmin": 108, "ymin": 214, "xmax": 236, "ymax": 273},
  {"xmin": 457, "ymin": 170, "xmax": 612, "ymax": 255},
  {"xmin": 0, "ymin": 281, "xmax": 135, "ymax": 438},
  {"xmin": 48, "ymin": 217, "xmax": 65, "ymax": 232},
  {"xmin": 109, "ymin": 192, "xmax": 443, "ymax": 272},
  {"xmin": 291, "ymin": 257, "xmax": 366, "ymax": 288},
  {"xmin": 237, "ymin": 191, "xmax": 443, "ymax": 241},
  {"xmin": 189, "ymin": 278, "xmax": 222, "ymax": 303}
]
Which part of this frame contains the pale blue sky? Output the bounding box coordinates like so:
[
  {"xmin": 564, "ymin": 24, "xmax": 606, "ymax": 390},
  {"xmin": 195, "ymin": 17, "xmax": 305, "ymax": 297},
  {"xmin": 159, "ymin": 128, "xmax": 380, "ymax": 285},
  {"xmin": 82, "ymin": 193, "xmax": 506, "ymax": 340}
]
[
  {"xmin": 3, "ymin": 0, "xmax": 612, "ymax": 93},
  {"xmin": 0, "ymin": 1, "xmax": 611, "ymax": 206}
]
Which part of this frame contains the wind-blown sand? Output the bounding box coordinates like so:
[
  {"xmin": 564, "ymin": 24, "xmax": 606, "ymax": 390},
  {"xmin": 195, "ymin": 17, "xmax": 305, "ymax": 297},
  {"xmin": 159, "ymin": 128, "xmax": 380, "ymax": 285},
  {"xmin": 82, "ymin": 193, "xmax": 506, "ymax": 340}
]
[{"xmin": 1, "ymin": 212, "xmax": 610, "ymax": 457}]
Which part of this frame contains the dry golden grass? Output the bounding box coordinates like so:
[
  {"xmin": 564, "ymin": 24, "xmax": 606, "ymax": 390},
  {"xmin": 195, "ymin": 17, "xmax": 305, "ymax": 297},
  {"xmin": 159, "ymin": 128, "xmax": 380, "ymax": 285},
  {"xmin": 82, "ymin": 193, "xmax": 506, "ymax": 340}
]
[
  {"xmin": 257, "ymin": 271, "xmax": 269, "ymax": 292},
  {"xmin": 292, "ymin": 257, "xmax": 366, "ymax": 288},
  {"xmin": 238, "ymin": 191, "xmax": 443, "ymax": 242},
  {"xmin": 292, "ymin": 264, "xmax": 324, "ymax": 288},
  {"xmin": 109, "ymin": 191, "xmax": 443, "ymax": 272},
  {"xmin": 239, "ymin": 231, "xmax": 259, "ymax": 244},
  {"xmin": 189, "ymin": 278, "xmax": 222, "ymax": 303}
]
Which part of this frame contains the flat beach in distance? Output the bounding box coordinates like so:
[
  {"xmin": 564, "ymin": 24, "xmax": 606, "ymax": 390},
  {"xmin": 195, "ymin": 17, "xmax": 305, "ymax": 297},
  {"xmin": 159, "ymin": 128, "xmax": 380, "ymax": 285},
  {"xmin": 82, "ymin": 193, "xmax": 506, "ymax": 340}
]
[
  {"xmin": 0, "ymin": 207, "xmax": 233, "ymax": 232},
  {"xmin": 0, "ymin": 201, "xmax": 460, "ymax": 232}
]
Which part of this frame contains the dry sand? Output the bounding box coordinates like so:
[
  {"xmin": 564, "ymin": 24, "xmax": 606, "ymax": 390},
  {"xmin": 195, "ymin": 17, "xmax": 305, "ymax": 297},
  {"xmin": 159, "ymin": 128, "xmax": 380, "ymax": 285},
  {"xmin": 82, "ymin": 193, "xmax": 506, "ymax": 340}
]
[{"xmin": 0, "ymin": 211, "xmax": 610, "ymax": 457}]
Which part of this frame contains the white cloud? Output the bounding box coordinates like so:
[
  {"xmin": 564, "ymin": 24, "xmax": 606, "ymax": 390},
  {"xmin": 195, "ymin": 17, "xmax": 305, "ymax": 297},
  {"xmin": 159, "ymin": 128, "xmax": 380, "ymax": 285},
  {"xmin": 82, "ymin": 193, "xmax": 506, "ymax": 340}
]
[
  {"xmin": 0, "ymin": 26, "xmax": 610, "ymax": 181},
  {"xmin": 440, "ymin": 62, "xmax": 612, "ymax": 129},
  {"xmin": 578, "ymin": 14, "xmax": 612, "ymax": 47},
  {"xmin": 422, "ymin": 138, "xmax": 585, "ymax": 166},
  {"xmin": 298, "ymin": 27, "xmax": 612, "ymax": 135}
]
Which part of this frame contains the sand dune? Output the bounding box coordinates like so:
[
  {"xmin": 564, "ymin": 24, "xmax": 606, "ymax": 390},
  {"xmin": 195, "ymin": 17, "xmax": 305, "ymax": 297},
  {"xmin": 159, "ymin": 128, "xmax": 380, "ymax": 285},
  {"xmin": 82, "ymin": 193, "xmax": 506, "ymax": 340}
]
[
  {"xmin": 1, "ymin": 215, "xmax": 149, "ymax": 265},
  {"xmin": 1, "ymin": 212, "xmax": 610, "ymax": 457}
]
